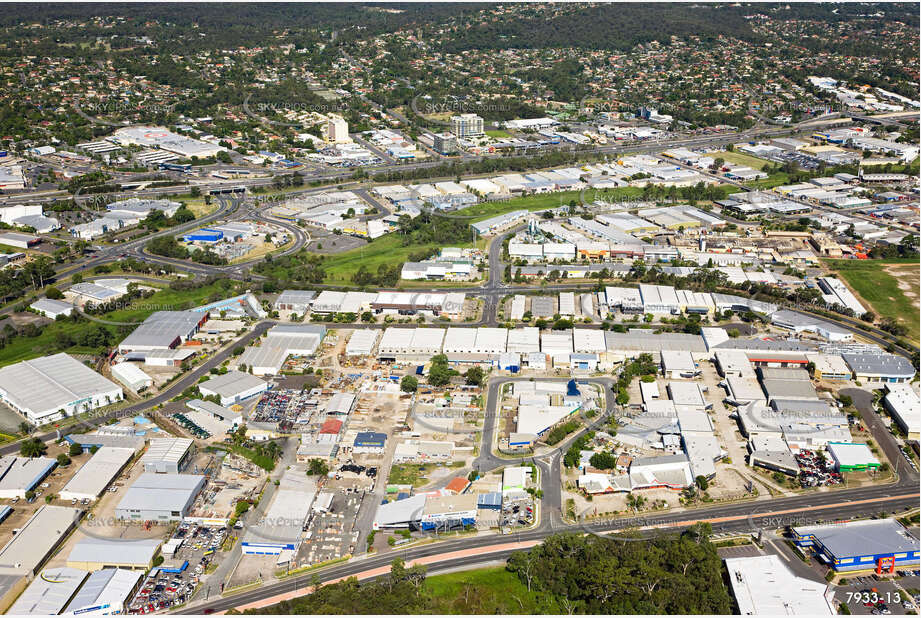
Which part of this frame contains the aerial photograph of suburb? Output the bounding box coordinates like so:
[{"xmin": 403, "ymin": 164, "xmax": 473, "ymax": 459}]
[{"xmin": 0, "ymin": 2, "xmax": 916, "ymax": 616}]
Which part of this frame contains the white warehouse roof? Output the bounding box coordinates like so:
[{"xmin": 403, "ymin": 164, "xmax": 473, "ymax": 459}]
[{"xmin": 59, "ymin": 446, "xmax": 135, "ymax": 501}]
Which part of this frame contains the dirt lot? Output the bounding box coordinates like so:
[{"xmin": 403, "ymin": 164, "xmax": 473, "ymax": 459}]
[{"xmin": 885, "ymin": 263, "xmax": 920, "ymax": 312}]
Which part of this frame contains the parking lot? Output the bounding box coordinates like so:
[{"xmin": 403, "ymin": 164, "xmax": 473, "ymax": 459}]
[
  {"xmin": 500, "ymin": 495, "xmax": 534, "ymax": 529},
  {"xmin": 834, "ymin": 571, "xmax": 921, "ymax": 616},
  {"xmin": 795, "ymin": 449, "xmax": 843, "ymax": 488},
  {"xmin": 127, "ymin": 523, "xmax": 228, "ymax": 614}
]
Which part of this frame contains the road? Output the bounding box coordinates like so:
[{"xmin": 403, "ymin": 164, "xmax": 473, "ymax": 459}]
[{"xmin": 178, "ymin": 482, "xmax": 918, "ymax": 614}]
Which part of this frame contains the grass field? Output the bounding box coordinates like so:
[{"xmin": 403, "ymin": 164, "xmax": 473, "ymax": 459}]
[
  {"xmin": 387, "ymin": 463, "xmax": 432, "ymax": 487},
  {"xmin": 823, "ymin": 258, "xmax": 921, "ymax": 344},
  {"xmin": 320, "ymin": 234, "xmax": 485, "ymax": 285},
  {"xmin": 485, "ymin": 129, "xmax": 512, "ymax": 139},
  {"xmin": 0, "ymin": 280, "xmax": 239, "ymax": 367},
  {"xmin": 424, "ymin": 566, "xmax": 559, "ymax": 614},
  {"xmin": 706, "ymin": 150, "xmax": 773, "ymax": 171},
  {"xmin": 744, "ymin": 172, "xmax": 793, "ymax": 190},
  {"xmin": 457, "ymin": 186, "xmax": 644, "ymax": 223}
]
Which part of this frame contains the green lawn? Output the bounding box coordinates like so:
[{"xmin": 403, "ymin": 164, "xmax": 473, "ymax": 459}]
[
  {"xmin": 0, "ymin": 280, "xmax": 240, "ymax": 367},
  {"xmin": 387, "ymin": 463, "xmax": 431, "ymax": 487},
  {"xmin": 320, "ymin": 234, "xmax": 485, "ymax": 285},
  {"xmin": 485, "ymin": 129, "xmax": 512, "ymax": 139},
  {"xmin": 424, "ymin": 566, "xmax": 560, "ymax": 614},
  {"xmin": 744, "ymin": 172, "xmax": 792, "ymax": 190},
  {"xmin": 823, "ymin": 258, "xmax": 921, "ymax": 344},
  {"xmin": 706, "ymin": 149, "xmax": 773, "ymax": 171}
]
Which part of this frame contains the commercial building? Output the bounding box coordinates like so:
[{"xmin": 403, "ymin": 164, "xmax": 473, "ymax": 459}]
[
  {"xmin": 471, "ymin": 210, "xmax": 529, "ymax": 235},
  {"xmin": 110, "ymin": 362, "xmax": 153, "ymax": 392},
  {"xmin": 806, "ymin": 353, "xmax": 852, "ymax": 381},
  {"xmin": 842, "ymin": 352, "xmax": 916, "ymax": 384},
  {"xmin": 59, "ymin": 446, "xmax": 135, "ymax": 502},
  {"xmin": 273, "ymin": 290, "xmax": 316, "ymax": 313},
  {"xmin": 724, "ymin": 555, "xmax": 833, "ymax": 615},
  {"xmin": 242, "ymin": 469, "xmax": 316, "ymax": 555},
  {"xmin": 0, "ymin": 353, "xmax": 123, "ymax": 425},
  {"xmin": 326, "ymin": 114, "xmax": 350, "ymax": 143},
  {"xmin": 115, "ymin": 473, "xmax": 205, "ymax": 521},
  {"xmin": 771, "ymin": 310, "xmax": 853, "ymax": 342},
  {"xmin": 660, "ymin": 350, "xmax": 697, "ymax": 379},
  {"xmin": 186, "ymin": 399, "xmax": 243, "ymax": 430},
  {"xmin": 628, "ymin": 454, "xmax": 694, "ymax": 490},
  {"xmin": 377, "ymin": 328, "xmax": 446, "ymax": 363},
  {"xmin": 0, "ymin": 231, "xmax": 39, "ymax": 249},
  {"xmin": 433, "ymin": 132, "xmax": 457, "ymax": 155},
  {"xmin": 65, "ymin": 430, "xmax": 144, "ymax": 453},
  {"xmin": 0, "ymin": 505, "xmax": 81, "ymax": 575},
  {"xmin": 827, "ymin": 442, "xmax": 880, "ymax": 472},
  {"xmin": 817, "ymin": 277, "xmax": 866, "ymax": 315},
  {"xmin": 639, "ymin": 284, "xmax": 680, "ymax": 314},
  {"xmin": 118, "ymin": 311, "xmax": 208, "ymax": 353},
  {"xmin": 791, "ymin": 519, "xmax": 920, "ymax": 573},
  {"xmin": 67, "ymin": 537, "xmax": 162, "ymax": 571},
  {"xmin": 346, "ymin": 329, "xmax": 380, "ymax": 357},
  {"xmin": 62, "ymin": 568, "xmax": 144, "ymax": 616},
  {"xmin": 109, "ymin": 126, "xmax": 225, "ymax": 159},
  {"xmin": 0, "ymin": 456, "xmax": 57, "ymax": 499},
  {"xmin": 198, "ymin": 370, "xmax": 268, "ymax": 406},
  {"xmin": 883, "ymin": 383, "xmax": 920, "ymax": 439},
  {"xmin": 8, "ymin": 567, "xmax": 89, "ymax": 616},
  {"xmin": 373, "ymin": 494, "xmax": 427, "ymax": 530},
  {"xmin": 30, "ymin": 297, "xmax": 74, "ymax": 319},
  {"xmin": 353, "ymin": 431, "xmax": 387, "ymax": 454},
  {"xmin": 420, "ymin": 494, "xmax": 477, "ymax": 530},
  {"xmin": 139, "ymin": 438, "xmax": 193, "ymax": 475}
]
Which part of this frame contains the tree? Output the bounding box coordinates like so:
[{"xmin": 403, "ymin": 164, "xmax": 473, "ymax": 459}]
[
  {"xmin": 464, "ymin": 366, "xmax": 485, "ymax": 387},
  {"xmin": 68, "ymin": 442, "xmax": 84, "ymax": 456},
  {"xmin": 307, "ymin": 458, "xmax": 329, "ymax": 476},
  {"xmin": 589, "ymin": 451, "xmax": 617, "ymax": 470},
  {"xmin": 20, "ymin": 437, "xmax": 47, "ymax": 458},
  {"xmin": 56, "ymin": 453, "xmax": 72, "ymax": 466},
  {"xmin": 695, "ymin": 475, "xmax": 709, "ymax": 491},
  {"xmin": 427, "ymin": 355, "xmax": 457, "ymax": 387},
  {"xmin": 45, "ymin": 286, "xmax": 64, "ymax": 300},
  {"xmin": 400, "ymin": 375, "xmax": 418, "ymax": 393}
]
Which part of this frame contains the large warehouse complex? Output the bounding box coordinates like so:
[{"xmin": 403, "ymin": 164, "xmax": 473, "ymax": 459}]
[{"xmin": 0, "ymin": 353, "xmax": 123, "ymax": 424}]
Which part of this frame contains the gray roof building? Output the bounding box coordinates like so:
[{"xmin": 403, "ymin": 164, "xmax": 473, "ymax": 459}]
[
  {"xmin": 0, "ymin": 505, "xmax": 81, "ymax": 575},
  {"xmin": 67, "ymin": 537, "xmax": 161, "ymax": 570},
  {"xmin": 140, "ymin": 437, "xmax": 193, "ymax": 474},
  {"xmin": 118, "ymin": 311, "xmax": 207, "ymax": 352},
  {"xmin": 8, "ymin": 567, "xmax": 88, "ymax": 615},
  {"xmin": 791, "ymin": 519, "xmax": 919, "ymax": 570},
  {"xmin": 760, "ymin": 379, "xmax": 818, "ymax": 403},
  {"xmin": 115, "ymin": 473, "xmax": 205, "ymax": 521},
  {"xmin": 842, "ymin": 353, "xmax": 916, "ymax": 382},
  {"xmin": 274, "ymin": 290, "xmax": 317, "ymax": 311}
]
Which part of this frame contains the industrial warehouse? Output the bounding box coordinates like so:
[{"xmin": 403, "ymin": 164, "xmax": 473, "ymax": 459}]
[{"xmin": 0, "ymin": 353, "xmax": 123, "ymax": 424}]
